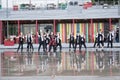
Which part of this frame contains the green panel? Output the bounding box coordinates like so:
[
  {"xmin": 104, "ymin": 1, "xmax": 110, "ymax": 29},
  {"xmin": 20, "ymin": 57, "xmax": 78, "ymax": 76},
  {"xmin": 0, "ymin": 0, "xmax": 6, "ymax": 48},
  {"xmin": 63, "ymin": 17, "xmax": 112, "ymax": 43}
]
[
  {"xmin": 0, "ymin": 5, "xmax": 1, "ymax": 9},
  {"xmin": 86, "ymin": 23, "xmax": 89, "ymax": 42},
  {"xmin": 58, "ymin": 3, "xmax": 67, "ymax": 10},
  {"xmin": 57, "ymin": 24, "xmax": 60, "ymax": 32},
  {"xmin": 77, "ymin": 23, "xmax": 79, "ymax": 33}
]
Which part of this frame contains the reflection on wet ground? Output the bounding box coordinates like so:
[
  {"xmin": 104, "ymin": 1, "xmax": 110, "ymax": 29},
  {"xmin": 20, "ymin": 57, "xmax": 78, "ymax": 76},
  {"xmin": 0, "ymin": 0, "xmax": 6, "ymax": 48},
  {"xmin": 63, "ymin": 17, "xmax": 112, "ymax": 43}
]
[{"xmin": 1, "ymin": 49, "xmax": 120, "ymax": 77}]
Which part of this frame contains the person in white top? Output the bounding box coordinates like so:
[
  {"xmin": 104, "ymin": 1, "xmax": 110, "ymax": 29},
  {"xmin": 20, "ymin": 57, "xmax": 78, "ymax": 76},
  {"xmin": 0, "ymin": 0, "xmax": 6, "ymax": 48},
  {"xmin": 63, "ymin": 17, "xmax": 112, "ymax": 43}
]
[
  {"xmin": 37, "ymin": 32, "xmax": 46, "ymax": 52},
  {"xmin": 93, "ymin": 33, "xmax": 98, "ymax": 48},
  {"xmin": 80, "ymin": 33, "xmax": 86, "ymax": 50},
  {"xmin": 97, "ymin": 29, "xmax": 104, "ymax": 48},
  {"xmin": 55, "ymin": 33, "xmax": 62, "ymax": 52},
  {"xmin": 107, "ymin": 30, "xmax": 114, "ymax": 48},
  {"xmin": 26, "ymin": 32, "xmax": 34, "ymax": 52}
]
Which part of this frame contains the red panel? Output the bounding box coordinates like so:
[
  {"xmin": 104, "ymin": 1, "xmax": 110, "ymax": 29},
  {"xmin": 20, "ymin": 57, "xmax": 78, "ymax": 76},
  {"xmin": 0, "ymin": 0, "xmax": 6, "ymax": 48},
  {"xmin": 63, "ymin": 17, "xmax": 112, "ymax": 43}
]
[
  {"xmin": 13, "ymin": 5, "xmax": 18, "ymax": 11},
  {"xmin": 18, "ymin": 20, "xmax": 20, "ymax": 36},
  {"xmin": 36, "ymin": 20, "xmax": 38, "ymax": 43},
  {"xmin": 109, "ymin": 18, "xmax": 112, "ymax": 30},
  {"xmin": 72, "ymin": 19, "xmax": 74, "ymax": 34},
  {"xmin": 53, "ymin": 20, "xmax": 56, "ymax": 34},
  {"xmin": 91, "ymin": 19, "xmax": 93, "ymax": 42},
  {"xmin": 4, "ymin": 40, "xmax": 14, "ymax": 46},
  {"xmin": 0, "ymin": 21, "xmax": 2, "ymax": 44}
]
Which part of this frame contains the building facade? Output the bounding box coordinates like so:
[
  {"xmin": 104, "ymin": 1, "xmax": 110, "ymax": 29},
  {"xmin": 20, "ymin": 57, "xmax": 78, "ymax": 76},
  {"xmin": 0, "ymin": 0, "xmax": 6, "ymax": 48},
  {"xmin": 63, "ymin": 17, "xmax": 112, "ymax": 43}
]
[{"xmin": 0, "ymin": 0, "xmax": 120, "ymax": 44}]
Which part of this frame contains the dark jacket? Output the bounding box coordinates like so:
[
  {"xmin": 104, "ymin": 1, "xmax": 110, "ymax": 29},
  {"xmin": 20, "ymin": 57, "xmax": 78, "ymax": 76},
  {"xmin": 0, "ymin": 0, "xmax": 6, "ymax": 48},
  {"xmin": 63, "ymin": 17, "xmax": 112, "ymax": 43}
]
[
  {"xmin": 19, "ymin": 36, "xmax": 24, "ymax": 44},
  {"xmin": 27, "ymin": 35, "xmax": 32, "ymax": 43},
  {"xmin": 75, "ymin": 35, "xmax": 81, "ymax": 44},
  {"xmin": 69, "ymin": 35, "xmax": 74, "ymax": 43},
  {"xmin": 107, "ymin": 33, "xmax": 113, "ymax": 41}
]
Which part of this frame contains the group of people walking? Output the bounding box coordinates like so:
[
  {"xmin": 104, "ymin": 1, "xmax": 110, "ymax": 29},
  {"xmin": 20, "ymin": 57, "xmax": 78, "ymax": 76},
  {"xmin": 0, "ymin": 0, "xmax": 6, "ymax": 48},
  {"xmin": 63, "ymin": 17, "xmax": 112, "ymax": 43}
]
[
  {"xmin": 17, "ymin": 29, "xmax": 117, "ymax": 53},
  {"xmin": 17, "ymin": 31, "xmax": 62, "ymax": 53},
  {"xmin": 37, "ymin": 32, "xmax": 62, "ymax": 52},
  {"xmin": 93, "ymin": 29, "xmax": 114, "ymax": 48},
  {"xmin": 17, "ymin": 32, "xmax": 34, "ymax": 52},
  {"xmin": 69, "ymin": 33, "xmax": 86, "ymax": 52}
]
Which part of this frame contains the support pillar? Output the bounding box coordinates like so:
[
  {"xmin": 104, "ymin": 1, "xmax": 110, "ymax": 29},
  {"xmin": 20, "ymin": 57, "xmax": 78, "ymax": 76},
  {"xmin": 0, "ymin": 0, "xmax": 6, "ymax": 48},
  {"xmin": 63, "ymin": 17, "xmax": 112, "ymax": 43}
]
[
  {"xmin": 53, "ymin": 19, "xmax": 56, "ymax": 34},
  {"xmin": 109, "ymin": 18, "xmax": 112, "ymax": 30},
  {"xmin": 36, "ymin": 20, "xmax": 38, "ymax": 43},
  {"xmin": 18, "ymin": 20, "xmax": 20, "ymax": 35},
  {"xmin": 90, "ymin": 19, "xmax": 94, "ymax": 42},
  {"xmin": 72, "ymin": 19, "xmax": 75, "ymax": 34},
  {"xmin": 0, "ymin": 21, "xmax": 3, "ymax": 44}
]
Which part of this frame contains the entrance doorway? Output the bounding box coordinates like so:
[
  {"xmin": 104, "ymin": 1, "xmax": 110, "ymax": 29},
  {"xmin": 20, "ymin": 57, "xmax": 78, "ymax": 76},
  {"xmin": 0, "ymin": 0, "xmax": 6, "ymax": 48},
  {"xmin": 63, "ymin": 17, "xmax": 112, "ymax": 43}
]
[
  {"xmin": 38, "ymin": 24, "xmax": 53, "ymax": 33},
  {"xmin": 22, "ymin": 24, "xmax": 36, "ymax": 35}
]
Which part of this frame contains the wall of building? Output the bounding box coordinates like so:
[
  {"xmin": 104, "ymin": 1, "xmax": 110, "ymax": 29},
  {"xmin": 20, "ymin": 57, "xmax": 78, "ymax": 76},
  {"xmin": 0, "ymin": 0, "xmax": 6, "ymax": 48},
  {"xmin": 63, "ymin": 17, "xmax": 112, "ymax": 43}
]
[
  {"xmin": 56, "ymin": 19, "xmax": 118, "ymax": 43},
  {"xmin": 1, "ymin": 19, "xmax": 119, "ymax": 44}
]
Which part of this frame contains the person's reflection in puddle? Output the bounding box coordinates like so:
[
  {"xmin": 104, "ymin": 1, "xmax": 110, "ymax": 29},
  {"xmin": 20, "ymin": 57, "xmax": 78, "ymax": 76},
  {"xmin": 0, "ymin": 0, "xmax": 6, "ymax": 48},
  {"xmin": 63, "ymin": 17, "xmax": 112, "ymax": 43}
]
[
  {"xmin": 74, "ymin": 50, "xmax": 86, "ymax": 72},
  {"xmin": 95, "ymin": 49, "xmax": 105, "ymax": 72},
  {"xmin": 114, "ymin": 51, "xmax": 120, "ymax": 68},
  {"xmin": 18, "ymin": 52, "xmax": 25, "ymax": 72},
  {"xmin": 108, "ymin": 51, "xmax": 113, "ymax": 68},
  {"xmin": 25, "ymin": 52, "xmax": 33, "ymax": 65}
]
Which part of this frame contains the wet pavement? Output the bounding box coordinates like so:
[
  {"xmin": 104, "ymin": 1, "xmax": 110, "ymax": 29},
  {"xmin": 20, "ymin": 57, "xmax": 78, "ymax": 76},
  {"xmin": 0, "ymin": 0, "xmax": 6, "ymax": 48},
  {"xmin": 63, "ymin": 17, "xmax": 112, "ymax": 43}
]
[{"xmin": 0, "ymin": 48, "xmax": 120, "ymax": 80}]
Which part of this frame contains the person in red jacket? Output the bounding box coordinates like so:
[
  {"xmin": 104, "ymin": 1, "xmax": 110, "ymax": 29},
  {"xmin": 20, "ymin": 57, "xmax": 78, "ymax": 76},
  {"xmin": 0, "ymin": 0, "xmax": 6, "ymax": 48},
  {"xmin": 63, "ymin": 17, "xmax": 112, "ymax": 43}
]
[{"xmin": 48, "ymin": 32, "xmax": 56, "ymax": 52}]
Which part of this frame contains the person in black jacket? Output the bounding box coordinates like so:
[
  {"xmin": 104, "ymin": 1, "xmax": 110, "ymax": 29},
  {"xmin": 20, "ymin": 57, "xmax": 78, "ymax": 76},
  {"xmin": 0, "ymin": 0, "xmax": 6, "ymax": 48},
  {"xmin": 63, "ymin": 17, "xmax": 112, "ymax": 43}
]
[
  {"xmin": 97, "ymin": 30, "xmax": 104, "ymax": 48},
  {"xmin": 115, "ymin": 27, "xmax": 119, "ymax": 42},
  {"xmin": 74, "ymin": 33, "xmax": 81, "ymax": 52},
  {"xmin": 26, "ymin": 32, "xmax": 34, "ymax": 52},
  {"xmin": 44, "ymin": 33, "xmax": 50, "ymax": 52},
  {"xmin": 37, "ymin": 32, "xmax": 46, "ymax": 52},
  {"xmin": 80, "ymin": 33, "xmax": 86, "ymax": 49},
  {"xmin": 93, "ymin": 33, "xmax": 98, "ymax": 48},
  {"xmin": 55, "ymin": 33, "xmax": 62, "ymax": 52},
  {"xmin": 69, "ymin": 33, "xmax": 75, "ymax": 51},
  {"xmin": 107, "ymin": 31, "xmax": 114, "ymax": 48},
  {"xmin": 17, "ymin": 32, "xmax": 24, "ymax": 52}
]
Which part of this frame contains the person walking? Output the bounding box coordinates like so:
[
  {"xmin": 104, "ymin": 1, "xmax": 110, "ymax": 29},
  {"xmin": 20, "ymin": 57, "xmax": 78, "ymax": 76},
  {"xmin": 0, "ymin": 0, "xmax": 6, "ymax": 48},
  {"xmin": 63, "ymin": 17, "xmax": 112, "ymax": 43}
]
[
  {"xmin": 74, "ymin": 33, "xmax": 81, "ymax": 52},
  {"xmin": 115, "ymin": 27, "xmax": 119, "ymax": 42},
  {"xmin": 80, "ymin": 33, "xmax": 86, "ymax": 49},
  {"xmin": 97, "ymin": 29, "xmax": 104, "ymax": 48},
  {"xmin": 26, "ymin": 32, "xmax": 33, "ymax": 52},
  {"xmin": 17, "ymin": 32, "xmax": 24, "ymax": 52},
  {"xmin": 55, "ymin": 33, "xmax": 62, "ymax": 52},
  {"xmin": 48, "ymin": 32, "xmax": 56, "ymax": 52},
  {"xmin": 69, "ymin": 33, "xmax": 75, "ymax": 51},
  {"xmin": 107, "ymin": 30, "xmax": 114, "ymax": 48},
  {"xmin": 93, "ymin": 33, "xmax": 98, "ymax": 48},
  {"xmin": 37, "ymin": 32, "xmax": 46, "ymax": 52}
]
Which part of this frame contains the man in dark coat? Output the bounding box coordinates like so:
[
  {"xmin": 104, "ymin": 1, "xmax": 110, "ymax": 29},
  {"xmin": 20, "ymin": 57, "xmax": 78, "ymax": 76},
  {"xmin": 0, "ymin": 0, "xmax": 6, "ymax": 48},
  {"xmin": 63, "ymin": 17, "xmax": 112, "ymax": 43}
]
[
  {"xmin": 17, "ymin": 32, "xmax": 24, "ymax": 52},
  {"xmin": 26, "ymin": 32, "xmax": 34, "ymax": 52},
  {"xmin": 74, "ymin": 33, "xmax": 81, "ymax": 52},
  {"xmin": 37, "ymin": 32, "xmax": 46, "ymax": 52},
  {"xmin": 93, "ymin": 33, "xmax": 98, "ymax": 48},
  {"xmin": 69, "ymin": 33, "xmax": 75, "ymax": 51},
  {"xmin": 55, "ymin": 33, "xmax": 62, "ymax": 52},
  {"xmin": 107, "ymin": 31, "xmax": 113, "ymax": 48},
  {"xmin": 80, "ymin": 33, "xmax": 86, "ymax": 49},
  {"xmin": 97, "ymin": 30, "xmax": 104, "ymax": 48}
]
